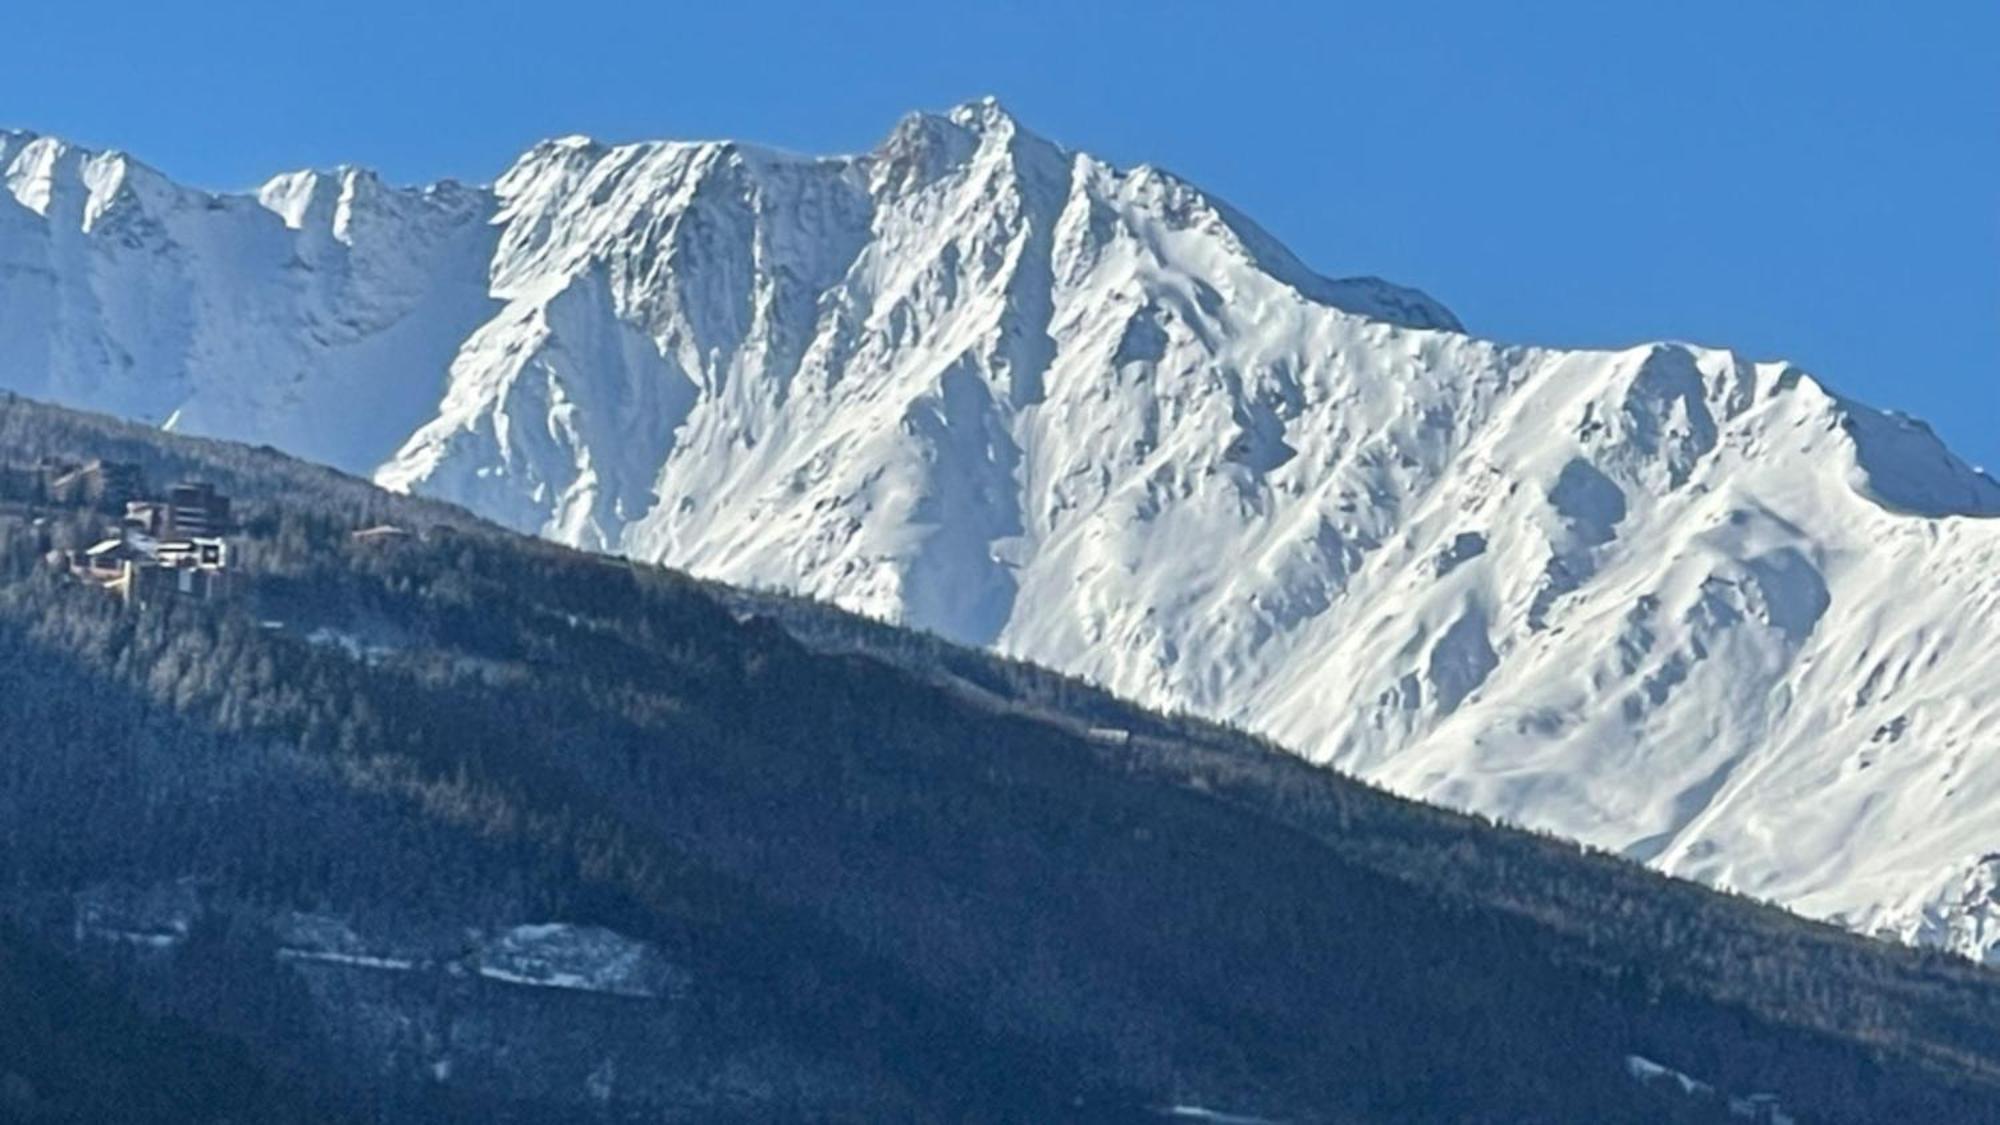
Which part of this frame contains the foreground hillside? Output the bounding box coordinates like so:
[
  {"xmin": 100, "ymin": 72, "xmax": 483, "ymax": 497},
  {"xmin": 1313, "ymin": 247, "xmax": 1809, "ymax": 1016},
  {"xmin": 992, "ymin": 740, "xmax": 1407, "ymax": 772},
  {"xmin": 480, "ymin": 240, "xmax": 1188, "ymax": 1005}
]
[
  {"xmin": 3, "ymin": 105, "xmax": 1998, "ymax": 955},
  {"xmin": 3, "ymin": 392, "xmax": 2000, "ymax": 1122}
]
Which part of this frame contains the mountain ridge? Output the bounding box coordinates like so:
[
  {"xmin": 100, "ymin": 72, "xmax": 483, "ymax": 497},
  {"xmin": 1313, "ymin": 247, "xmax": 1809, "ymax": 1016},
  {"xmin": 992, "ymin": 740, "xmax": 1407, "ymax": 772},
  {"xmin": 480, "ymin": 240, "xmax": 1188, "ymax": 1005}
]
[{"xmin": 1, "ymin": 101, "xmax": 1996, "ymax": 962}]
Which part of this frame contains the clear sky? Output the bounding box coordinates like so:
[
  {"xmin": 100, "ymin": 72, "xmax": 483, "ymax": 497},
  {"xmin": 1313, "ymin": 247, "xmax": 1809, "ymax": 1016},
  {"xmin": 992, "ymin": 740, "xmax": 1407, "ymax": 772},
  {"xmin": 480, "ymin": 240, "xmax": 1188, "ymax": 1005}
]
[{"xmin": 7, "ymin": 1, "xmax": 1996, "ymax": 468}]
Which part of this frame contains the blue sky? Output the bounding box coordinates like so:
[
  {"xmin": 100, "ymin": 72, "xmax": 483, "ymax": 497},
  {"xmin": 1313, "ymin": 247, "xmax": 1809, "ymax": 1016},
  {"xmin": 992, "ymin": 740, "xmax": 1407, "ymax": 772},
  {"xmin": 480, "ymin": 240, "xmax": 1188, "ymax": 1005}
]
[{"xmin": 7, "ymin": 1, "xmax": 1996, "ymax": 467}]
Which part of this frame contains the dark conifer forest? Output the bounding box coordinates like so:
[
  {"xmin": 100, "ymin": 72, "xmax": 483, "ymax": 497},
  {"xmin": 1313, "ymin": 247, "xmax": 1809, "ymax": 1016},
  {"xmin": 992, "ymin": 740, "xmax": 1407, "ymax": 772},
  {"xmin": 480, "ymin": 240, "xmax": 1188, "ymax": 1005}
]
[{"xmin": 2, "ymin": 390, "xmax": 1999, "ymax": 1123}]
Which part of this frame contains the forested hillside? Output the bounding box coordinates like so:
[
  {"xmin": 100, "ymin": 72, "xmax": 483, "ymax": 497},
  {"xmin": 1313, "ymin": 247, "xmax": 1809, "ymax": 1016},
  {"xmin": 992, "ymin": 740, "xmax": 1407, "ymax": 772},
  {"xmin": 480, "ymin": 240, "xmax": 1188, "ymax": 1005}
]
[{"xmin": 1, "ymin": 391, "xmax": 1999, "ymax": 1123}]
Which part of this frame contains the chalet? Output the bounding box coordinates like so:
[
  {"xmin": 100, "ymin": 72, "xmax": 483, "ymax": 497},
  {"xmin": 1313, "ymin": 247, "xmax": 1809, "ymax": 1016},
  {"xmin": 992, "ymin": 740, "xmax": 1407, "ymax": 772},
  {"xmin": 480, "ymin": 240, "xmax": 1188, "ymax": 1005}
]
[
  {"xmin": 71, "ymin": 535, "xmax": 154, "ymax": 584},
  {"xmin": 47, "ymin": 459, "xmax": 142, "ymax": 510},
  {"xmin": 68, "ymin": 528, "xmax": 230, "ymax": 606},
  {"xmin": 126, "ymin": 482, "xmax": 232, "ymax": 538},
  {"xmin": 122, "ymin": 500, "xmax": 168, "ymax": 534},
  {"xmin": 142, "ymin": 545, "xmax": 229, "ymax": 602},
  {"xmin": 167, "ymin": 481, "xmax": 231, "ymax": 534},
  {"xmin": 156, "ymin": 537, "xmax": 228, "ymax": 570},
  {"xmin": 51, "ymin": 475, "xmax": 238, "ymax": 605},
  {"xmin": 69, "ymin": 537, "xmax": 145, "ymax": 603}
]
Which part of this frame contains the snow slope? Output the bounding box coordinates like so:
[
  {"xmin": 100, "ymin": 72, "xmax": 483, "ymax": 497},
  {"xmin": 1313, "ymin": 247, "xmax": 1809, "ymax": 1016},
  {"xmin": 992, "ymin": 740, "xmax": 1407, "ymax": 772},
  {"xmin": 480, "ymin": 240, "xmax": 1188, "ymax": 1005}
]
[
  {"xmin": 0, "ymin": 128, "xmax": 497, "ymax": 473},
  {"xmin": 3, "ymin": 103, "xmax": 1997, "ymax": 959}
]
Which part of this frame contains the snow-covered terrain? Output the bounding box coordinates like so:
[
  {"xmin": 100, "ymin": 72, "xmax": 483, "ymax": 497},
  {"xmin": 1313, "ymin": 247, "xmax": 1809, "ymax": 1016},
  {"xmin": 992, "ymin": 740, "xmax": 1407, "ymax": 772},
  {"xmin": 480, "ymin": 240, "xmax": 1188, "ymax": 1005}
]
[
  {"xmin": 0, "ymin": 127, "xmax": 496, "ymax": 472},
  {"xmin": 3, "ymin": 102, "xmax": 1997, "ymax": 959},
  {"xmin": 473, "ymin": 923, "xmax": 684, "ymax": 998}
]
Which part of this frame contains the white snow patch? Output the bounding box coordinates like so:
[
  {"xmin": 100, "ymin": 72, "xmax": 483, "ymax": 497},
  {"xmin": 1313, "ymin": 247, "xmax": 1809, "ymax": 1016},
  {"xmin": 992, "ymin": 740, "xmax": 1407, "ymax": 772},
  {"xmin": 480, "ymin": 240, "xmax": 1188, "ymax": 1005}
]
[
  {"xmin": 277, "ymin": 948, "xmax": 418, "ymax": 972},
  {"xmin": 1625, "ymin": 1054, "xmax": 1714, "ymax": 1098},
  {"xmin": 1157, "ymin": 1106, "xmax": 1289, "ymax": 1124},
  {"xmin": 1862, "ymin": 853, "xmax": 2000, "ymax": 965},
  {"xmin": 73, "ymin": 880, "xmax": 199, "ymax": 950},
  {"xmin": 303, "ymin": 626, "xmax": 399, "ymax": 665},
  {"xmin": 473, "ymin": 923, "xmax": 683, "ymax": 999},
  {"xmin": 272, "ymin": 912, "xmax": 420, "ymax": 971}
]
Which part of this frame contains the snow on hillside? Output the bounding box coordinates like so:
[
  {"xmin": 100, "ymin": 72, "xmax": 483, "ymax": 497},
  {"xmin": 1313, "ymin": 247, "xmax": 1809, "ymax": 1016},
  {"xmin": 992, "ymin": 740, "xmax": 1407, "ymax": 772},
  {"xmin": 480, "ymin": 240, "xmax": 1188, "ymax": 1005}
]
[
  {"xmin": 2, "ymin": 102, "xmax": 1997, "ymax": 960},
  {"xmin": 0, "ymin": 129, "xmax": 496, "ymax": 473}
]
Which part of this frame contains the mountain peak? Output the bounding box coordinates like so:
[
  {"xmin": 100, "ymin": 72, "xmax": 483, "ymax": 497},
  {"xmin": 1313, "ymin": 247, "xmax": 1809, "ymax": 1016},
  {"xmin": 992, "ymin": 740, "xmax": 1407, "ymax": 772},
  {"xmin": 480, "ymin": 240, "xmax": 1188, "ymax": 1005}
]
[
  {"xmin": 875, "ymin": 97, "xmax": 1051, "ymax": 171},
  {"xmin": 880, "ymin": 96, "xmax": 1064, "ymax": 155},
  {"xmin": 0, "ymin": 134, "xmax": 187, "ymax": 229},
  {"xmin": 945, "ymin": 94, "xmax": 1023, "ymax": 132}
]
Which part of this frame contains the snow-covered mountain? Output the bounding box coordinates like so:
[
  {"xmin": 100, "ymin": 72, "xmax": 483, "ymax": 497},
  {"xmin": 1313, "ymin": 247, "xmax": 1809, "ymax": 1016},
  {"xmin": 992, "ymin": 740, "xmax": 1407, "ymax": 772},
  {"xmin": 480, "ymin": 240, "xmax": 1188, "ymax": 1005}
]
[{"xmin": 3, "ymin": 101, "xmax": 1998, "ymax": 959}]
